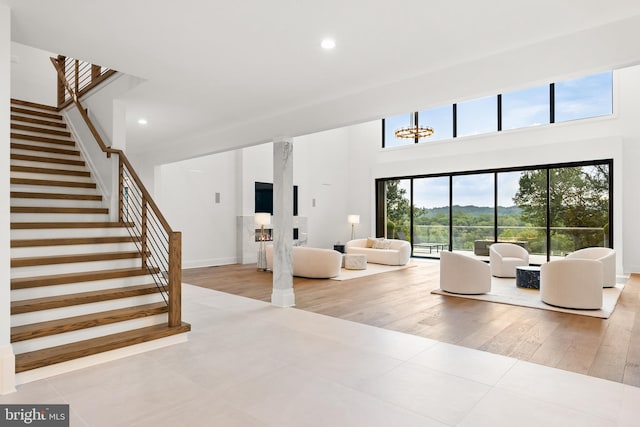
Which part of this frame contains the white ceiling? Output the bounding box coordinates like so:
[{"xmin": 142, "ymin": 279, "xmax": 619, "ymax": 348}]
[{"xmin": 4, "ymin": 0, "xmax": 640, "ymax": 163}]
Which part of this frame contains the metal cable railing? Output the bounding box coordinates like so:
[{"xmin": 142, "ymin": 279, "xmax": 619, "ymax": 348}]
[
  {"xmin": 57, "ymin": 56, "xmax": 116, "ymax": 108},
  {"xmin": 50, "ymin": 56, "xmax": 183, "ymax": 327},
  {"xmin": 120, "ymin": 170, "xmax": 170, "ymax": 304}
]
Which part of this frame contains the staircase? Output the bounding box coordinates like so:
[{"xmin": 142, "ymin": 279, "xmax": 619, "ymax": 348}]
[{"xmin": 9, "ymin": 99, "xmax": 190, "ymax": 379}]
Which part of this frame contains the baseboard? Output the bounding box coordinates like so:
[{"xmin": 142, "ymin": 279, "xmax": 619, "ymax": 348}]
[
  {"xmin": 14, "ymin": 333, "xmax": 188, "ymax": 386},
  {"xmin": 182, "ymin": 257, "xmax": 237, "ymax": 269},
  {"xmin": 0, "ymin": 345, "xmax": 16, "ymax": 395}
]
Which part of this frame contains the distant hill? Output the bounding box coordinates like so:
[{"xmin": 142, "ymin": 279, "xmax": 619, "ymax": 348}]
[{"xmin": 419, "ymin": 205, "xmax": 522, "ymax": 216}]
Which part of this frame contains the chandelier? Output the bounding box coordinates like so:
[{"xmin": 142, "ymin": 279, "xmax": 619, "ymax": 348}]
[{"xmin": 394, "ymin": 112, "xmax": 434, "ymax": 140}]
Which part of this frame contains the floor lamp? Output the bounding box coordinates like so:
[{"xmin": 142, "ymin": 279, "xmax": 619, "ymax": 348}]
[
  {"xmin": 255, "ymin": 212, "xmax": 271, "ymax": 271},
  {"xmin": 348, "ymin": 214, "xmax": 360, "ymax": 241}
]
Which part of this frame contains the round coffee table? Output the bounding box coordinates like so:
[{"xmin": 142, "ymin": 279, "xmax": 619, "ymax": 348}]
[{"xmin": 516, "ymin": 265, "xmax": 541, "ymax": 289}]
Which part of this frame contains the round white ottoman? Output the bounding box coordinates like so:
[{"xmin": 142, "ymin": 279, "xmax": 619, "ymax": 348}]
[{"xmin": 344, "ymin": 254, "xmax": 367, "ymax": 270}]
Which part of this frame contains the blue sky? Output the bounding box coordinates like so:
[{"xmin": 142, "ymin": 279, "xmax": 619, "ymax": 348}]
[
  {"xmin": 384, "ymin": 71, "xmax": 612, "ymax": 147},
  {"xmin": 387, "ymin": 72, "xmax": 612, "ymax": 208},
  {"xmin": 407, "ymin": 172, "xmax": 520, "ymax": 209}
]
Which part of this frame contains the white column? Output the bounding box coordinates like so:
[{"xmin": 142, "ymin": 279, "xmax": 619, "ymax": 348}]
[
  {"xmin": 271, "ymin": 138, "xmax": 295, "ymax": 307},
  {"xmin": 0, "ymin": 3, "xmax": 16, "ymax": 394}
]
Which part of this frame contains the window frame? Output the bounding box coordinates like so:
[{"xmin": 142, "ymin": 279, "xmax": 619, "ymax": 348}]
[
  {"xmin": 375, "ymin": 158, "xmax": 614, "ymax": 262},
  {"xmin": 381, "ymin": 71, "xmax": 613, "ymax": 148}
]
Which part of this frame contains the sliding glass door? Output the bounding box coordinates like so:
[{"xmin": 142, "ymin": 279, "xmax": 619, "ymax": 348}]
[
  {"xmin": 383, "ymin": 179, "xmax": 411, "ymax": 240},
  {"xmin": 452, "ymin": 173, "xmax": 494, "ymax": 254},
  {"xmin": 376, "ymin": 159, "xmax": 612, "ymax": 263},
  {"xmin": 502, "ymin": 170, "xmax": 547, "ymax": 263},
  {"xmin": 549, "ymin": 165, "xmax": 610, "ymax": 257},
  {"xmin": 412, "ymin": 176, "xmax": 450, "ymax": 257}
]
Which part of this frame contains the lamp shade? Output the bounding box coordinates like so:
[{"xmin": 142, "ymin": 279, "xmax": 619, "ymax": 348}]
[
  {"xmin": 347, "ymin": 214, "xmax": 360, "ymax": 224},
  {"xmin": 255, "ymin": 212, "xmax": 271, "ymax": 226}
]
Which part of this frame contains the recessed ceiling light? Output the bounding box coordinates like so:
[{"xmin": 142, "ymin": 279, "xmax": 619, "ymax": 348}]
[
  {"xmin": 137, "ymin": 118, "xmax": 148, "ymax": 125},
  {"xmin": 321, "ymin": 38, "xmax": 336, "ymax": 50}
]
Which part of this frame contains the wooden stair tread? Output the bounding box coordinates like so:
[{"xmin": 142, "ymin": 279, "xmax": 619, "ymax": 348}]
[
  {"xmin": 11, "ymin": 235, "xmax": 138, "ymax": 248},
  {"xmin": 11, "ymin": 142, "xmax": 80, "ymax": 156},
  {"xmin": 11, "ymin": 302, "xmax": 169, "ymax": 342},
  {"xmin": 10, "ymin": 191, "xmax": 102, "ymax": 201},
  {"xmin": 11, "ymin": 221, "xmax": 133, "ymax": 229},
  {"xmin": 11, "ymin": 153, "xmax": 84, "ymax": 166},
  {"xmin": 11, "ymin": 266, "xmax": 159, "ymax": 289},
  {"xmin": 11, "ymin": 165, "xmax": 90, "ymax": 177},
  {"xmin": 11, "ymin": 115, "xmax": 67, "ymax": 129},
  {"xmin": 11, "ymin": 284, "xmax": 162, "ymax": 315},
  {"xmin": 14, "ymin": 322, "xmax": 191, "ymax": 373},
  {"xmin": 11, "ymin": 133, "xmax": 75, "ymax": 146},
  {"xmin": 12, "ymin": 251, "xmax": 142, "ymax": 268},
  {"xmin": 10, "ymin": 177, "xmax": 96, "ymax": 188},
  {"xmin": 11, "ymin": 123, "xmax": 71, "ymax": 137},
  {"xmin": 11, "ymin": 206, "xmax": 108, "ymax": 215},
  {"xmin": 11, "ymin": 99, "xmax": 59, "ymax": 112},
  {"xmin": 11, "ymin": 106, "xmax": 63, "ymax": 121},
  {"xmin": 8, "ymin": 99, "xmax": 185, "ymax": 376}
]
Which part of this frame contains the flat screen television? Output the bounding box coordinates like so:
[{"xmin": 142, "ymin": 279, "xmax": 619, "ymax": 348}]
[{"xmin": 255, "ymin": 182, "xmax": 298, "ymax": 216}]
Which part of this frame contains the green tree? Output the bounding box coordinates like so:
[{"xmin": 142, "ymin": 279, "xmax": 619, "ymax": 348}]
[
  {"xmin": 385, "ymin": 180, "xmax": 410, "ymax": 239},
  {"xmin": 513, "ymin": 166, "xmax": 609, "ymax": 252}
]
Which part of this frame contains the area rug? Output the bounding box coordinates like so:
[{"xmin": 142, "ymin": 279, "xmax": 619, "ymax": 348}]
[
  {"xmin": 431, "ymin": 277, "xmax": 625, "ymax": 318},
  {"xmin": 330, "ymin": 262, "xmax": 417, "ymax": 281}
]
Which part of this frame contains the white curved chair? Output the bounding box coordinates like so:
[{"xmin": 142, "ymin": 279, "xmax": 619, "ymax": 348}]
[
  {"xmin": 439, "ymin": 251, "xmax": 491, "ymax": 294},
  {"xmin": 489, "ymin": 243, "xmax": 530, "ymax": 278},
  {"xmin": 565, "ymin": 247, "xmax": 616, "ymax": 288},
  {"xmin": 540, "ymin": 259, "xmax": 603, "ymax": 309}
]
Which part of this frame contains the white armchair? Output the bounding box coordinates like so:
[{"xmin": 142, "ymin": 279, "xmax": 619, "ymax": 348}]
[
  {"xmin": 540, "ymin": 259, "xmax": 603, "ymax": 309},
  {"xmin": 489, "ymin": 243, "xmax": 529, "ymax": 278},
  {"xmin": 439, "ymin": 251, "xmax": 491, "ymax": 294},
  {"xmin": 565, "ymin": 247, "xmax": 616, "ymax": 288}
]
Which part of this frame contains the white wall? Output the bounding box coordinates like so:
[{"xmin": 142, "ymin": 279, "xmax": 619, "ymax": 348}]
[
  {"xmin": 294, "ymin": 127, "xmax": 352, "ymax": 248},
  {"xmin": 10, "ymin": 42, "xmax": 56, "ymax": 106},
  {"xmin": 156, "ymin": 128, "xmax": 360, "ymax": 266},
  {"xmin": 153, "ymin": 65, "xmax": 640, "ymax": 274},
  {"xmin": 157, "ymin": 151, "xmax": 238, "ymax": 268},
  {"xmin": 82, "ymin": 73, "xmax": 144, "ymax": 146},
  {"xmin": 1, "ymin": 3, "xmax": 16, "ymax": 395},
  {"xmin": 362, "ymin": 65, "xmax": 640, "ymax": 274},
  {"xmin": 346, "ymin": 123, "xmax": 380, "ymax": 238}
]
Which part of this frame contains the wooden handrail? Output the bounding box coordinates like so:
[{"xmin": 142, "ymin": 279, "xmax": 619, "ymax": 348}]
[
  {"xmin": 50, "ymin": 56, "xmax": 174, "ymax": 234},
  {"xmin": 115, "ymin": 153, "xmax": 174, "ymax": 233},
  {"xmin": 50, "ymin": 55, "xmax": 180, "ymax": 322},
  {"xmin": 55, "ymin": 55, "xmax": 117, "ymax": 110}
]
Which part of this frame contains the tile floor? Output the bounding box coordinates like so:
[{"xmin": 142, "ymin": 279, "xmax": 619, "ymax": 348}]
[{"xmin": 1, "ymin": 284, "xmax": 639, "ymax": 426}]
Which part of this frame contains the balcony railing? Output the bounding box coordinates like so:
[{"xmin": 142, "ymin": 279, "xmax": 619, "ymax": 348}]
[
  {"xmin": 56, "ymin": 55, "xmax": 117, "ymax": 108},
  {"xmin": 410, "ymin": 224, "xmax": 607, "ymax": 258}
]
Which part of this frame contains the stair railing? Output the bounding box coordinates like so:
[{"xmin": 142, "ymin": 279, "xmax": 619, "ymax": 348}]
[
  {"xmin": 56, "ymin": 55, "xmax": 117, "ymax": 109},
  {"xmin": 50, "ymin": 57, "xmax": 182, "ymax": 327}
]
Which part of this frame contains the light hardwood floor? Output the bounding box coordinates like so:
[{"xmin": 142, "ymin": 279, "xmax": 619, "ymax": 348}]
[{"xmin": 182, "ymin": 260, "xmax": 640, "ymax": 387}]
